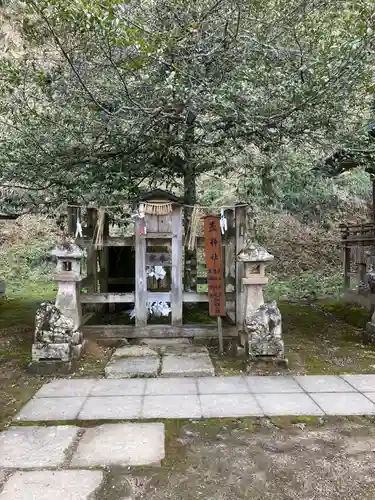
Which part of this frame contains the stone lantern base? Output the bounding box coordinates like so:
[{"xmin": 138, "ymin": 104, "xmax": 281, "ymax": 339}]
[
  {"xmin": 29, "ymin": 302, "xmax": 86, "ymax": 375},
  {"xmin": 243, "ymin": 301, "xmax": 288, "ymax": 369}
]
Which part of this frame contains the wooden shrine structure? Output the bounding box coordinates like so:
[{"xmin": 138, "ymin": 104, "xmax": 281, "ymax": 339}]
[
  {"xmin": 340, "ymin": 222, "xmax": 375, "ymax": 309},
  {"xmin": 68, "ymin": 190, "xmax": 247, "ymax": 339}
]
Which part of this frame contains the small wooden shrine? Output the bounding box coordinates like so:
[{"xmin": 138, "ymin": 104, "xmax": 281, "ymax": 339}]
[{"xmin": 65, "ymin": 190, "xmax": 247, "ymax": 340}]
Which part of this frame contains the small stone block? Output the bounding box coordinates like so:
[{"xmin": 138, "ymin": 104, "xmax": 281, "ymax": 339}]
[
  {"xmin": 145, "ymin": 377, "xmax": 198, "ymax": 395},
  {"xmin": 295, "ymin": 375, "xmax": 356, "ymax": 393},
  {"xmin": 105, "ymin": 357, "xmax": 160, "ymax": 378},
  {"xmin": 78, "ymin": 396, "xmax": 142, "ymax": 420},
  {"xmin": 32, "ymin": 343, "xmax": 71, "ymax": 362},
  {"xmin": 89, "ymin": 379, "xmax": 146, "ymax": 396},
  {"xmin": 162, "ymin": 345, "xmax": 210, "ymax": 356},
  {"xmin": 200, "ymin": 394, "xmax": 263, "ymax": 418},
  {"xmin": 71, "ymin": 423, "xmax": 165, "ymax": 467},
  {"xmin": 141, "ymin": 338, "xmax": 190, "ymax": 353},
  {"xmin": 198, "ymin": 376, "xmax": 249, "ymax": 395},
  {"xmin": 0, "ymin": 470, "xmax": 103, "ymax": 500},
  {"xmin": 35, "ymin": 379, "xmax": 96, "ymax": 398},
  {"xmin": 14, "ymin": 397, "xmax": 85, "ymax": 422},
  {"xmin": 112, "ymin": 345, "xmax": 159, "ymax": 358},
  {"xmin": 255, "ymin": 393, "xmax": 324, "ymax": 416},
  {"xmin": 160, "ymin": 354, "xmax": 215, "ymax": 377},
  {"xmin": 0, "ymin": 426, "xmax": 79, "ymax": 468},
  {"xmin": 341, "ymin": 375, "xmax": 375, "ymax": 392},
  {"xmin": 28, "ymin": 360, "xmax": 76, "ymax": 375},
  {"xmin": 246, "ymin": 376, "xmax": 303, "ymax": 393},
  {"xmin": 142, "ymin": 395, "xmax": 202, "ymax": 419},
  {"xmin": 310, "ymin": 393, "xmax": 375, "ymax": 415}
]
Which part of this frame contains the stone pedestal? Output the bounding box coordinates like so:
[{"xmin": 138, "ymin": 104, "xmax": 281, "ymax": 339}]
[
  {"xmin": 30, "ymin": 240, "xmax": 86, "ymax": 374},
  {"xmin": 237, "ymin": 244, "xmax": 287, "ymax": 367}
]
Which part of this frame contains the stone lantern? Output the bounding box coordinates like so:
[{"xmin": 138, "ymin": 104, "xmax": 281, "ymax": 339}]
[
  {"xmin": 30, "ymin": 240, "xmax": 86, "ymax": 374},
  {"xmin": 51, "ymin": 241, "xmax": 85, "ymax": 330},
  {"xmin": 237, "ymin": 244, "xmax": 286, "ymax": 366}
]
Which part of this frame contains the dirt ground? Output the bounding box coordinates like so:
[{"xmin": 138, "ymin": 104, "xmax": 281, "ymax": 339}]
[{"xmin": 94, "ymin": 416, "xmax": 375, "ymax": 500}]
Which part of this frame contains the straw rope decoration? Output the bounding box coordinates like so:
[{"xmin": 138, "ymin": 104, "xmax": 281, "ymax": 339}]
[
  {"xmin": 185, "ymin": 205, "xmax": 203, "ymax": 251},
  {"xmin": 94, "ymin": 207, "xmax": 106, "ymax": 249},
  {"xmin": 143, "ymin": 201, "xmax": 173, "ymax": 216}
]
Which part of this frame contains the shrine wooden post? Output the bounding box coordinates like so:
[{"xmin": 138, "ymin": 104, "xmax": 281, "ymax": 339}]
[
  {"xmin": 235, "ymin": 204, "xmax": 246, "ymax": 329},
  {"xmin": 134, "ymin": 191, "xmax": 183, "ymax": 328},
  {"xmin": 203, "ymin": 215, "xmax": 225, "ymax": 354}
]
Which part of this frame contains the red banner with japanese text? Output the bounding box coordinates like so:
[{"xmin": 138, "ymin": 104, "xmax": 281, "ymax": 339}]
[{"xmin": 203, "ymin": 215, "xmax": 225, "ymax": 316}]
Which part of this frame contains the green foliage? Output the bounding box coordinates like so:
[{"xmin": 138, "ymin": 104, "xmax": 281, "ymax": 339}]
[
  {"xmin": 0, "ymin": 216, "xmax": 59, "ymax": 291},
  {"xmin": 265, "ymin": 270, "xmax": 343, "ymax": 301},
  {"xmin": 0, "ymin": 0, "xmax": 373, "ymax": 211}
]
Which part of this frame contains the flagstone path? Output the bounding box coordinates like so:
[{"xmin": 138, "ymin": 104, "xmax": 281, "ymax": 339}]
[
  {"xmin": 3, "ymin": 374, "xmax": 375, "ymax": 498},
  {"xmin": 12, "ymin": 374, "xmax": 375, "ymax": 421}
]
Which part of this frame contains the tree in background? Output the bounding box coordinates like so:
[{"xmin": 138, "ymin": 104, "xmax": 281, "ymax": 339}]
[{"xmin": 0, "ymin": 0, "xmax": 374, "ymax": 287}]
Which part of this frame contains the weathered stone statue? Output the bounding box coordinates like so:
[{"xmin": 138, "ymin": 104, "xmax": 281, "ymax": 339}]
[
  {"xmin": 31, "ymin": 302, "xmax": 85, "ymax": 373},
  {"xmin": 237, "ymin": 243, "xmax": 287, "ymax": 367}
]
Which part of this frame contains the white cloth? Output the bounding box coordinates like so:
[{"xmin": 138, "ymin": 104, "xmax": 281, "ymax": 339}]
[{"xmin": 147, "ymin": 266, "xmax": 166, "ymax": 281}]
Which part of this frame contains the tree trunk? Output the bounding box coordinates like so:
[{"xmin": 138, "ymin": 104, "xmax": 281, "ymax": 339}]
[{"xmin": 183, "ymin": 165, "xmax": 197, "ymax": 292}]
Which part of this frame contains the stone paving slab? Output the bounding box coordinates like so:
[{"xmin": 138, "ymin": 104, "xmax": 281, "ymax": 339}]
[
  {"xmin": 18, "ymin": 375, "xmax": 375, "ymax": 420},
  {"xmin": 198, "ymin": 376, "xmax": 248, "ymax": 394},
  {"xmin": 309, "ymin": 392, "xmax": 375, "ymax": 415},
  {"xmin": 14, "ymin": 397, "xmax": 86, "ymax": 422},
  {"xmin": 78, "ymin": 396, "xmax": 143, "ymax": 420},
  {"xmin": 141, "ymin": 338, "xmax": 190, "ymax": 353},
  {"xmin": 142, "ymin": 395, "xmax": 202, "ymax": 419},
  {"xmin": 162, "ymin": 345, "xmax": 210, "ymax": 356},
  {"xmin": 34, "ymin": 379, "xmax": 96, "ymax": 398},
  {"xmin": 89, "ymin": 378, "xmax": 146, "ymax": 396},
  {"xmin": 71, "ymin": 423, "xmax": 165, "ymax": 467},
  {"xmin": 160, "ymin": 354, "xmax": 215, "ymax": 377},
  {"xmin": 246, "ymin": 376, "xmax": 303, "ymax": 393},
  {"xmin": 363, "ymin": 392, "xmax": 375, "ymax": 404},
  {"xmin": 200, "ymin": 394, "xmax": 263, "ymax": 418},
  {"xmin": 295, "ymin": 375, "xmax": 356, "ymax": 393},
  {"xmin": 0, "ymin": 470, "xmax": 103, "ymax": 500},
  {"xmin": 254, "ymin": 393, "xmax": 324, "ymax": 416},
  {"xmin": 112, "ymin": 345, "xmax": 159, "ymax": 357},
  {"xmin": 0, "ymin": 426, "xmax": 79, "ymax": 468},
  {"xmin": 341, "ymin": 374, "xmax": 375, "ymax": 392},
  {"xmin": 105, "ymin": 357, "xmax": 160, "ymax": 378},
  {"xmin": 145, "ymin": 377, "xmax": 198, "ymax": 395}
]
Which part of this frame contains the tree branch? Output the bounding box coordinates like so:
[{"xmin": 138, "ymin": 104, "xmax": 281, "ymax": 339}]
[{"xmin": 28, "ymin": 1, "xmax": 113, "ymax": 116}]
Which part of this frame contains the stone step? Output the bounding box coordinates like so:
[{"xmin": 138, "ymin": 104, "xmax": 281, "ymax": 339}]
[{"xmin": 105, "ymin": 343, "xmax": 215, "ymax": 378}]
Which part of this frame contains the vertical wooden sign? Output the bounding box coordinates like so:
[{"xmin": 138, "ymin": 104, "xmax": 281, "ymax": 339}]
[{"xmin": 203, "ymin": 215, "xmax": 225, "ymax": 316}]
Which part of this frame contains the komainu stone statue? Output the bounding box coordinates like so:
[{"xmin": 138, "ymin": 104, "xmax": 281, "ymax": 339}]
[
  {"xmin": 30, "ymin": 302, "xmax": 85, "ymax": 374},
  {"xmin": 245, "ymin": 301, "xmax": 285, "ymax": 360}
]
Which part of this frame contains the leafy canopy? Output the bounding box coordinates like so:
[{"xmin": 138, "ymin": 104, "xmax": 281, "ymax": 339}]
[{"xmin": 0, "ymin": 0, "xmax": 373, "ymax": 212}]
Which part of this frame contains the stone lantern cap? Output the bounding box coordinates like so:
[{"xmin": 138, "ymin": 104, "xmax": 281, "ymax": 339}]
[
  {"xmin": 51, "ymin": 242, "xmax": 84, "ymax": 259},
  {"xmin": 237, "ymin": 244, "xmax": 274, "ymax": 263}
]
